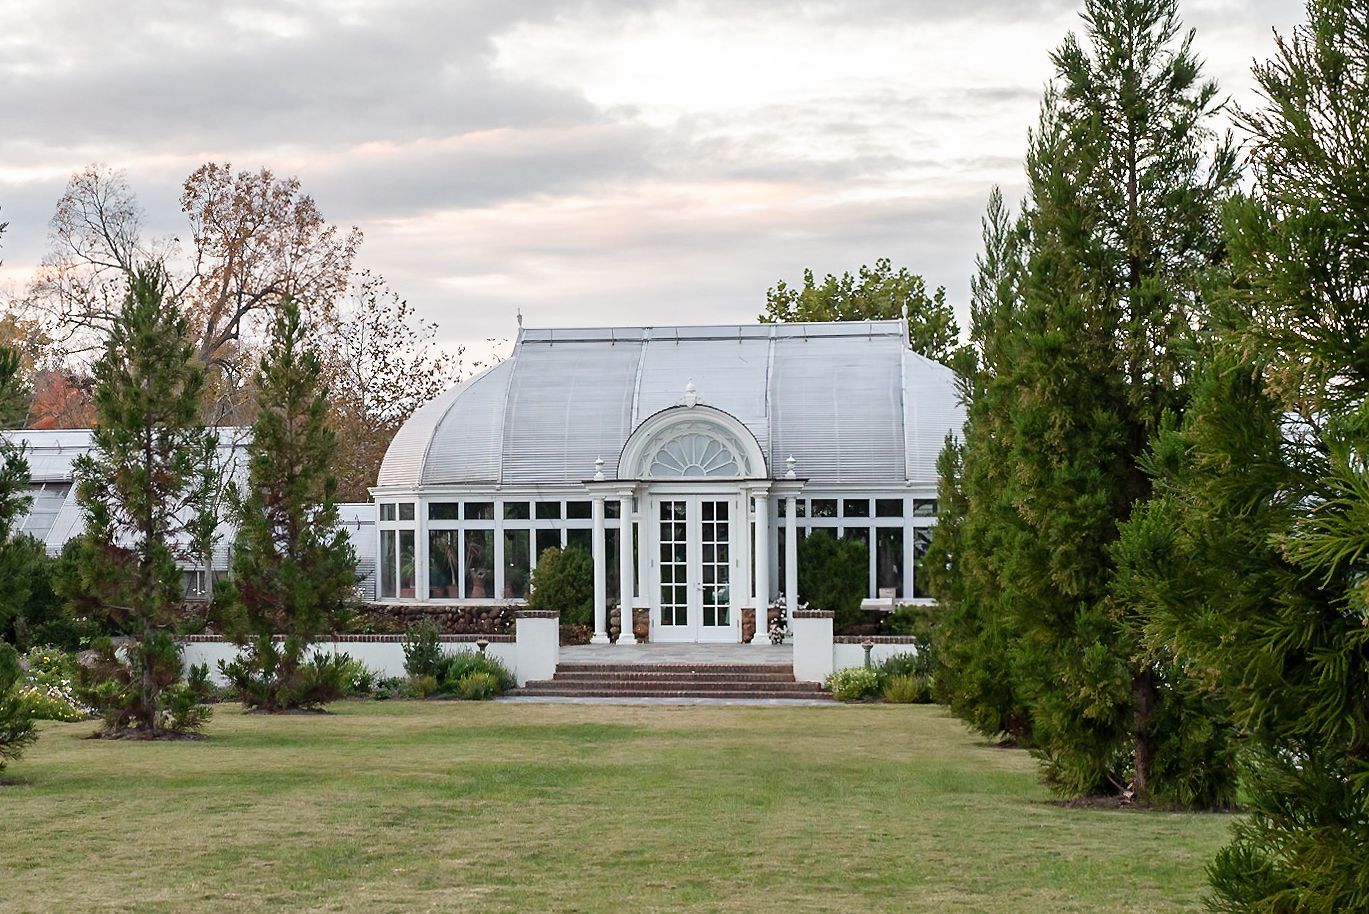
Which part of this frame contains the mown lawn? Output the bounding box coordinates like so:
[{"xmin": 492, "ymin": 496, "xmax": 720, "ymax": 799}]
[{"xmin": 1, "ymin": 701, "xmax": 1231, "ymax": 913}]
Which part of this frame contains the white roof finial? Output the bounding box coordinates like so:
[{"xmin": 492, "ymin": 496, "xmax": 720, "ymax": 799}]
[
  {"xmin": 785, "ymin": 455, "xmax": 797, "ymax": 479},
  {"xmin": 516, "ymin": 308, "xmax": 523, "ymax": 329},
  {"xmin": 593, "ymin": 457, "xmax": 605, "ymax": 481},
  {"xmin": 684, "ymin": 379, "xmax": 697, "ymax": 408}
]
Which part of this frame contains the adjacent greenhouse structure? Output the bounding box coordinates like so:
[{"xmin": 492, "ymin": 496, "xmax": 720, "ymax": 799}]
[{"xmin": 373, "ymin": 319, "xmax": 965, "ymax": 644}]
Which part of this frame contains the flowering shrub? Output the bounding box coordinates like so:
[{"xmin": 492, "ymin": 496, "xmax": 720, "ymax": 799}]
[
  {"xmin": 825, "ymin": 666, "xmax": 882, "ymax": 701},
  {"xmin": 19, "ymin": 648, "xmax": 91, "ymax": 722}
]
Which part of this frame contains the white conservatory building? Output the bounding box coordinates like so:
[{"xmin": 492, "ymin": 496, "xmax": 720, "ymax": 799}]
[{"xmin": 372, "ymin": 319, "xmax": 965, "ymax": 644}]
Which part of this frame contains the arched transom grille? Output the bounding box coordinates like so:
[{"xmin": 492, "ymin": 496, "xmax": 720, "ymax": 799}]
[{"xmin": 649, "ymin": 433, "xmax": 740, "ymax": 478}]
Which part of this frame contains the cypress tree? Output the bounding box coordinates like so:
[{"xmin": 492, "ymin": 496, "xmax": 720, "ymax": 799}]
[
  {"xmin": 217, "ymin": 299, "xmax": 357, "ymax": 711},
  {"xmin": 939, "ymin": 0, "xmax": 1239, "ymax": 803},
  {"xmin": 72, "ymin": 265, "xmax": 216, "ymax": 737},
  {"xmin": 1117, "ymin": 2, "xmax": 1369, "ymax": 904},
  {"xmin": 925, "ymin": 188, "xmax": 1036, "ymax": 744}
]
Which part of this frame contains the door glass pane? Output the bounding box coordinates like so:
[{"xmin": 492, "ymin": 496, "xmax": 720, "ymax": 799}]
[
  {"xmin": 503, "ymin": 530, "xmax": 530, "ymax": 599},
  {"xmin": 876, "ymin": 527, "xmax": 903, "ymax": 596},
  {"xmin": 701, "ymin": 500, "xmax": 730, "ymax": 627},
  {"xmin": 380, "ymin": 530, "xmax": 396, "ymax": 598},
  {"xmin": 398, "ymin": 530, "xmax": 415, "ymax": 596},
  {"xmin": 429, "ymin": 530, "xmax": 459, "ymax": 599},
  {"xmin": 465, "ymin": 529, "xmax": 494, "ymax": 598},
  {"xmin": 659, "ymin": 501, "xmax": 687, "ymax": 626}
]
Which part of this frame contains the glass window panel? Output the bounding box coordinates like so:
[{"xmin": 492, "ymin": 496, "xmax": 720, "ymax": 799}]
[
  {"xmin": 606, "ymin": 528, "xmax": 619, "ymax": 602},
  {"xmin": 876, "ymin": 499, "xmax": 904, "ymax": 518},
  {"xmin": 811, "ymin": 499, "xmax": 837, "ymax": 518},
  {"xmin": 566, "ymin": 528, "xmax": 591, "ymax": 554},
  {"xmin": 380, "ymin": 503, "xmax": 396, "ymax": 522},
  {"xmin": 399, "ymin": 503, "xmax": 415, "ymax": 522},
  {"xmin": 465, "ymin": 502, "xmax": 495, "ymax": 521},
  {"xmin": 606, "ymin": 501, "xmax": 621, "ymax": 519},
  {"xmin": 843, "ymin": 499, "xmax": 870, "ymax": 518},
  {"xmin": 503, "ymin": 501, "xmax": 530, "ymax": 520},
  {"xmin": 566, "ymin": 500, "xmax": 592, "ymax": 519},
  {"xmin": 503, "ymin": 530, "xmax": 530, "ymax": 599},
  {"xmin": 398, "ymin": 530, "xmax": 416, "ymax": 596},
  {"xmin": 843, "ymin": 527, "xmax": 870, "ymax": 547},
  {"xmin": 876, "ymin": 527, "xmax": 903, "ymax": 596},
  {"xmin": 429, "ymin": 531, "xmax": 459, "ymax": 598},
  {"xmin": 913, "ymin": 499, "xmax": 938, "ymax": 517},
  {"xmin": 380, "ymin": 529, "xmax": 396, "ymax": 598},
  {"xmin": 536, "ymin": 529, "xmax": 562, "ymax": 560},
  {"xmin": 536, "ymin": 501, "xmax": 562, "ymax": 520},
  {"xmin": 913, "ymin": 528, "xmax": 935, "ymax": 598},
  {"xmin": 797, "ymin": 500, "xmax": 807, "ymax": 518},
  {"xmin": 429, "ymin": 502, "xmax": 460, "ymax": 521},
  {"xmin": 464, "ymin": 529, "xmax": 494, "ymax": 598}
]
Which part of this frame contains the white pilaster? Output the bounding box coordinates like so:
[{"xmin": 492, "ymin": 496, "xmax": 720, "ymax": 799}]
[
  {"xmin": 752, "ymin": 492, "xmax": 770, "ymax": 644},
  {"xmin": 785, "ymin": 495, "xmax": 799, "ymax": 619},
  {"xmin": 617, "ymin": 491, "xmax": 637, "ymax": 643},
  {"xmin": 590, "ymin": 493, "xmax": 610, "ymax": 644}
]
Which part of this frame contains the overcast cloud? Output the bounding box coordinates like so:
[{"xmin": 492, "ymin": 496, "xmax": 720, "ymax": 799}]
[{"xmin": 0, "ymin": 0, "xmax": 1305, "ymax": 358}]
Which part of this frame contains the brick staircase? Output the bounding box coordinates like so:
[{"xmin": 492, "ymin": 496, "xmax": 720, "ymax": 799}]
[{"xmin": 515, "ymin": 662, "xmax": 832, "ymax": 700}]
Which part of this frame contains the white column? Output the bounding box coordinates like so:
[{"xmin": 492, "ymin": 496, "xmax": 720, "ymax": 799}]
[
  {"xmin": 785, "ymin": 495, "xmax": 799, "ymax": 618},
  {"xmin": 590, "ymin": 494, "xmax": 610, "ymax": 644},
  {"xmin": 617, "ymin": 492, "xmax": 637, "ymax": 644},
  {"xmin": 752, "ymin": 492, "xmax": 770, "ymax": 645}
]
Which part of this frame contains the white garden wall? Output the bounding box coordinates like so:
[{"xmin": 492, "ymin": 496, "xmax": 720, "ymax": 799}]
[{"xmin": 181, "ymin": 637, "xmax": 518, "ymax": 686}]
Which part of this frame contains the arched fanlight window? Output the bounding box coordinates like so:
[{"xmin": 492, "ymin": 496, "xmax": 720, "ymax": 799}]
[{"xmin": 649, "ymin": 433, "xmax": 740, "ymax": 478}]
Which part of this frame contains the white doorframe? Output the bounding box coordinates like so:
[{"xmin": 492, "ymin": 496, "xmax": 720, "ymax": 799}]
[{"xmin": 647, "ymin": 489, "xmax": 742, "ymax": 643}]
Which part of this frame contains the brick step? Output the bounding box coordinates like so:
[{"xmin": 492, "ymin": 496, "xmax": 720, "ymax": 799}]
[
  {"xmin": 551, "ymin": 670, "xmax": 800, "ymax": 683},
  {"xmin": 526, "ymin": 678, "xmax": 822, "ymax": 693},
  {"xmin": 554, "ymin": 662, "xmax": 795, "ymax": 675},
  {"xmin": 513, "ymin": 687, "xmax": 833, "ymax": 701}
]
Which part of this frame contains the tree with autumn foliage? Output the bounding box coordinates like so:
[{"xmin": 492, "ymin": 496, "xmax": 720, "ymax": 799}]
[{"xmin": 312, "ymin": 272, "xmax": 463, "ymax": 501}]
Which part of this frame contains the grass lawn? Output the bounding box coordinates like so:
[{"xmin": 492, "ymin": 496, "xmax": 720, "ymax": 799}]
[{"xmin": 1, "ymin": 701, "xmax": 1232, "ymax": 913}]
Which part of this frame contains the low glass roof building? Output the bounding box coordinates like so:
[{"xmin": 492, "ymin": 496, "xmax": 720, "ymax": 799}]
[{"xmin": 373, "ymin": 319, "xmax": 965, "ymax": 644}]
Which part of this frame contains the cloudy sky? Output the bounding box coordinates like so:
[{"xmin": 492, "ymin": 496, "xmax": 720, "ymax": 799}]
[{"xmin": 0, "ymin": 0, "xmax": 1303, "ymax": 359}]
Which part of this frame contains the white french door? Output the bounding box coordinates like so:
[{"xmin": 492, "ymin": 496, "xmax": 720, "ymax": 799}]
[{"xmin": 651, "ymin": 494, "xmax": 740, "ymax": 642}]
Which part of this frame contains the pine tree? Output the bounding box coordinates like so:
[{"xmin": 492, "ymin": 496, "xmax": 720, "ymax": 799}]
[
  {"xmin": 0, "ymin": 345, "xmax": 34, "ymax": 640},
  {"xmin": 217, "ymin": 299, "xmax": 358, "ymax": 711},
  {"xmin": 939, "ymin": 0, "xmax": 1239, "ymax": 803},
  {"xmin": 0, "ymin": 641, "xmax": 36, "ymax": 771},
  {"xmin": 71, "ymin": 264, "xmax": 215, "ymax": 737},
  {"xmin": 1117, "ymin": 2, "xmax": 1369, "ymax": 904}
]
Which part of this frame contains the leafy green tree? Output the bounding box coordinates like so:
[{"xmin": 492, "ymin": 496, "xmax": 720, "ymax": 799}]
[
  {"xmin": 935, "ymin": 0, "xmax": 1239, "ymax": 804},
  {"xmin": 70, "ymin": 264, "xmax": 216, "ymax": 737},
  {"xmin": 216, "ymin": 300, "xmax": 357, "ymax": 712},
  {"xmin": 760, "ymin": 257, "xmax": 965, "ymax": 365},
  {"xmin": 527, "ymin": 546, "xmax": 593, "ymax": 627},
  {"xmin": 796, "ymin": 531, "xmax": 868, "ymax": 631},
  {"xmin": 1117, "ymin": 2, "xmax": 1369, "ymax": 904},
  {"xmin": 0, "ymin": 641, "xmax": 36, "ymax": 771}
]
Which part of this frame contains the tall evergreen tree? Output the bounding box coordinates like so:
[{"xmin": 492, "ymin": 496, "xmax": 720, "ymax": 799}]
[
  {"xmin": 71, "ymin": 265, "xmax": 215, "ymax": 737},
  {"xmin": 1116, "ymin": 2, "xmax": 1369, "ymax": 904},
  {"xmin": 0, "ymin": 641, "xmax": 36, "ymax": 771},
  {"xmin": 0, "ymin": 345, "xmax": 34, "ymax": 641},
  {"xmin": 925, "ymin": 188, "xmax": 1036, "ymax": 744},
  {"xmin": 217, "ymin": 299, "xmax": 357, "ymax": 712},
  {"xmin": 937, "ymin": 0, "xmax": 1239, "ymax": 804}
]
